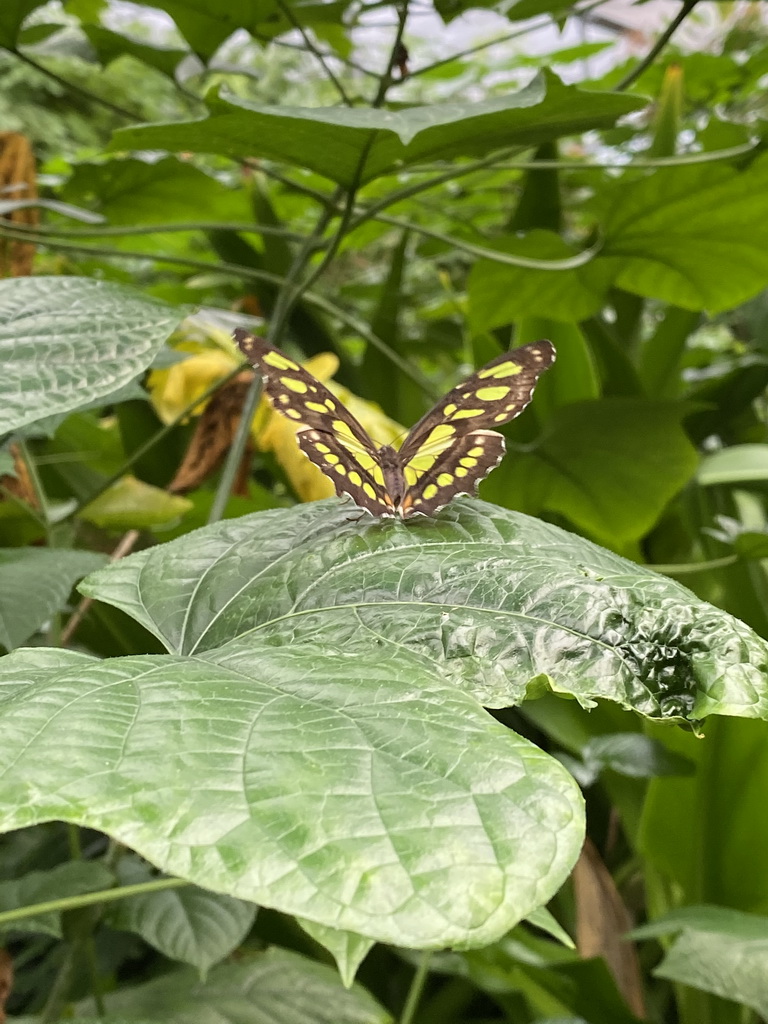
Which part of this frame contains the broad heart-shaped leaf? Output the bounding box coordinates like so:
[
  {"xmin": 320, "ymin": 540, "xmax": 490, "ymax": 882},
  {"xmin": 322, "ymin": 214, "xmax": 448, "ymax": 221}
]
[
  {"xmin": 481, "ymin": 399, "xmax": 698, "ymax": 546},
  {"xmin": 111, "ymin": 72, "xmax": 644, "ymax": 188},
  {"xmin": 79, "ymin": 499, "xmax": 768, "ymax": 722},
  {"xmin": 0, "ymin": 277, "xmax": 183, "ymax": 434},
  {"xmin": 0, "ymin": 643, "xmax": 583, "ymax": 950},
  {"xmin": 0, "ymin": 547, "xmax": 107, "ymax": 650},
  {"xmin": 76, "ymin": 948, "xmax": 388, "ymax": 1023},
  {"xmin": 468, "ymin": 230, "xmax": 614, "ymax": 330},
  {"xmin": 601, "ymin": 154, "xmax": 768, "ymax": 313}
]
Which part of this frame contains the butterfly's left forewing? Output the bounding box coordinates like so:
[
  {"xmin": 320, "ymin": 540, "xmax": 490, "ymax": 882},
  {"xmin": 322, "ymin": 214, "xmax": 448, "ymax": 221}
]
[
  {"xmin": 235, "ymin": 330, "xmax": 392, "ymax": 509},
  {"xmin": 235, "ymin": 330, "xmax": 375, "ymax": 448}
]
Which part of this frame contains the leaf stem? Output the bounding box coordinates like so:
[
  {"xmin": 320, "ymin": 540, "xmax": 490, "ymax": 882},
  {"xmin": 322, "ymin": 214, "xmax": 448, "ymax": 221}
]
[
  {"xmin": 3, "ymin": 218, "xmax": 310, "ymax": 241},
  {"xmin": 652, "ymin": 555, "xmax": 738, "ymax": 575},
  {"xmin": 616, "ymin": 0, "xmax": 700, "ymax": 91},
  {"xmin": 399, "ymin": 950, "xmax": 432, "ymax": 1024},
  {"xmin": 276, "ymin": 0, "xmax": 353, "ymax": 106},
  {"xmin": 0, "ymin": 876, "xmax": 189, "ymax": 930},
  {"xmin": 9, "ymin": 47, "xmax": 142, "ymax": 121}
]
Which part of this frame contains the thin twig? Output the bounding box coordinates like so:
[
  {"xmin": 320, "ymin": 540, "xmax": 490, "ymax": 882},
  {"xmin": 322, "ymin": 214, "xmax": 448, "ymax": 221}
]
[
  {"xmin": 2, "ymin": 219, "xmax": 310, "ymax": 241},
  {"xmin": 60, "ymin": 530, "xmax": 140, "ymax": 646},
  {"xmin": 616, "ymin": 0, "xmax": 700, "ymax": 91},
  {"xmin": 275, "ymin": 0, "xmax": 353, "ymax": 105},
  {"xmin": 10, "ymin": 47, "xmax": 142, "ymax": 120},
  {"xmin": 371, "ymin": 0, "xmax": 409, "ymax": 107},
  {"xmin": 251, "ymin": 29, "xmax": 379, "ymax": 79}
]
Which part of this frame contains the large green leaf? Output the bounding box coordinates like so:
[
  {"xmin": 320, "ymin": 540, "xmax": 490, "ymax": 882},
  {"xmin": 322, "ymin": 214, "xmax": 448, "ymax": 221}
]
[
  {"xmin": 0, "ymin": 0, "xmax": 46, "ymax": 47},
  {"xmin": 0, "ymin": 277, "xmax": 183, "ymax": 434},
  {"xmin": 0, "ymin": 547, "xmax": 107, "ymax": 650},
  {"xmin": 468, "ymin": 230, "xmax": 613, "ymax": 329},
  {"xmin": 482, "ymin": 400, "xmax": 698, "ymax": 545},
  {"xmin": 601, "ymin": 155, "xmax": 768, "ymax": 312},
  {"xmin": 79, "ymin": 500, "xmax": 768, "ymax": 722},
  {"xmin": 0, "ymin": 641, "xmax": 583, "ymax": 950},
  {"xmin": 111, "ymin": 72, "xmax": 645, "ymax": 188},
  {"xmin": 62, "ymin": 156, "xmax": 251, "ymax": 226},
  {"xmin": 76, "ymin": 948, "xmax": 389, "ymax": 1023}
]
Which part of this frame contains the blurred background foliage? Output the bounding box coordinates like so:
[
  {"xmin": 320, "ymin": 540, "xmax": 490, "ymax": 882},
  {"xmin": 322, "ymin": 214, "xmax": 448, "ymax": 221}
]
[{"xmin": 3, "ymin": 0, "xmax": 768, "ymax": 1021}]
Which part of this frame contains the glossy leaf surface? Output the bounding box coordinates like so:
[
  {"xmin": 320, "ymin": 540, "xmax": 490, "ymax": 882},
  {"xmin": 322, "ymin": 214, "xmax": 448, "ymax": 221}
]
[
  {"xmin": 0, "ymin": 640, "xmax": 583, "ymax": 949},
  {"xmin": 0, "ymin": 277, "xmax": 183, "ymax": 434},
  {"xmin": 80, "ymin": 500, "xmax": 768, "ymax": 721}
]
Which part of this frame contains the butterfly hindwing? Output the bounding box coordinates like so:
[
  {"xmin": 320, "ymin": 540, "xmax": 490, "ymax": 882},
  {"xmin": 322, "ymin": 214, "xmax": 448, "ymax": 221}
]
[
  {"xmin": 297, "ymin": 428, "xmax": 390, "ymax": 515},
  {"xmin": 405, "ymin": 429, "xmax": 506, "ymax": 516}
]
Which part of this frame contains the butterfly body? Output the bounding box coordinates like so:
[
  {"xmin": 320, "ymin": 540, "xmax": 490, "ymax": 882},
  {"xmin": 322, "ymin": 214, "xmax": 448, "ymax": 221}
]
[{"xmin": 235, "ymin": 329, "xmax": 555, "ymax": 519}]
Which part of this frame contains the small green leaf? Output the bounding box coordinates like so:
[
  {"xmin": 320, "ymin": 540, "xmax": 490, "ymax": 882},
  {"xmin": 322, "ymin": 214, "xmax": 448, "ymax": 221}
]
[
  {"xmin": 81, "ymin": 476, "xmax": 192, "ymax": 531},
  {"xmin": 0, "ymin": 277, "xmax": 183, "ymax": 435},
  {"xmin": 0, "ymin": 0, "xmax": 46, "ymax": 47},
  {"xmin": 83, "ymin": 24, "xmax": 187, "ymax": 77},
  {"xmin": 0, "ymin": 547, "xmax": 107, "ymax": 650},
  {"xmin": 582, "ymin": 734, "xmax": 694, "ymax": 779},
  {"xmin": 525, "ymin": 905, "xmax": 575, "ymax": 948},
  {"xmin": 108, "ymin": 858, "xmax": 256, "ymax": 974},
  {"xmin": 142, "ymin": 0, "xmax": 303, "ymax": 61},
  {"xmin": 111, "ymin": 72, "xmax": 644, "ymax": 188},
  {"xmin": 632, "ymin": 905, "xmax": 768, "ymax": 1017}
]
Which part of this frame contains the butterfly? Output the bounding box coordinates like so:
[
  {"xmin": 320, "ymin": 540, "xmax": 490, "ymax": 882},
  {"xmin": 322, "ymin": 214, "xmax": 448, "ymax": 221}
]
[{"xmin": 235, "ymin": 329, "xmax": 555, "ymax": 519}]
